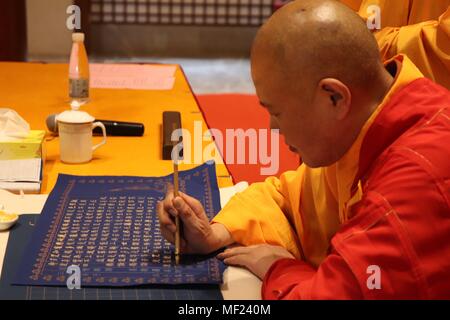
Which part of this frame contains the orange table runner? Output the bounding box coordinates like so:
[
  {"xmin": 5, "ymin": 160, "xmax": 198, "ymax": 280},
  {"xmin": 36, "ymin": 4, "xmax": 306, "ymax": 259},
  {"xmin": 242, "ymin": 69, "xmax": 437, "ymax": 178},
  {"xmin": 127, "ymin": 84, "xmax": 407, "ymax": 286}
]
[{"xmin": 0, "ymin": 62, "xmax": 233, "ymax": 193}]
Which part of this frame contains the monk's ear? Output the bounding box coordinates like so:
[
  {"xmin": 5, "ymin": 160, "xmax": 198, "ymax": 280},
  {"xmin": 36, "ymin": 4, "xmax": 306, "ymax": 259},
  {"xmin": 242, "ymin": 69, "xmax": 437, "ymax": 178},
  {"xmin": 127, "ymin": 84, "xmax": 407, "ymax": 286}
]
[{"xmin": 318, "ymin": 78, "xmax": 351, "ymax": 120}]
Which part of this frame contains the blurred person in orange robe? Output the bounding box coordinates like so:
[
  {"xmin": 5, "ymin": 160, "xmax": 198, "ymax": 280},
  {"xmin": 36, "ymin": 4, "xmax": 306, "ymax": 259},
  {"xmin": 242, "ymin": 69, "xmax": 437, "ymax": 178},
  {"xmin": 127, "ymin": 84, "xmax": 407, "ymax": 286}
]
[{"xmin": 342, "ymin": 0, "xmax": 450, "ymax": 88}]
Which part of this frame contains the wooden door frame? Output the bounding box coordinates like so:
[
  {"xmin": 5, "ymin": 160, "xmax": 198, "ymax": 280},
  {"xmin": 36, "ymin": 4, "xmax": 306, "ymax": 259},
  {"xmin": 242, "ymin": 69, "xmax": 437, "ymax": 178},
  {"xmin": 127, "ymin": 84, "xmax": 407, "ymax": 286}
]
[{"xmin": 0, "ymin": 0, "xmax": 27, "ymax": 61}]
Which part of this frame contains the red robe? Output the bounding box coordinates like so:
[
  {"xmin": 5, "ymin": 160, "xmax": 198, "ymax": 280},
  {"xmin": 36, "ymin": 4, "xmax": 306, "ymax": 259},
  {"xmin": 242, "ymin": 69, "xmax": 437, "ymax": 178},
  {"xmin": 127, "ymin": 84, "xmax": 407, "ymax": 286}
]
[{"xmin": 263, "ymin": 77, "xmax": 450, "ymax": 299}]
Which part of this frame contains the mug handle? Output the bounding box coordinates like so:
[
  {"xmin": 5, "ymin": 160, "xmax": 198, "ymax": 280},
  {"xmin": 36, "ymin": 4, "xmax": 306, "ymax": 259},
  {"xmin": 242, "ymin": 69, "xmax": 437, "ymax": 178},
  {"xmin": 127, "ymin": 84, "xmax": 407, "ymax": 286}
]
[{"xmin": 92, "ymin": 121, "xmax": 107, "ymax": 152}]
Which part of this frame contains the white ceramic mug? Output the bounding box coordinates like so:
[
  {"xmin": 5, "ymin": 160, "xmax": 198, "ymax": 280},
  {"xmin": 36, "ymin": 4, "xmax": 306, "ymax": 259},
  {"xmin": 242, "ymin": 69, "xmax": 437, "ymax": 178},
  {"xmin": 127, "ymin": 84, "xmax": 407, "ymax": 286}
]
[{"xmin": 57, "ymin": 110, "xmax": 107, "ymax": 164}]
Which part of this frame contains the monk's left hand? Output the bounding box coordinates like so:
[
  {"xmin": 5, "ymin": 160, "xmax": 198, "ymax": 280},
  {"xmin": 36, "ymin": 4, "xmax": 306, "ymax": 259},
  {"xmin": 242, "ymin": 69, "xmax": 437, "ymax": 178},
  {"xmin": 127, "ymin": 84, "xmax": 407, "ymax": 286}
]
[{"xmin": 217, "ymin": 244, "xmax": 295, "ymax": 280}]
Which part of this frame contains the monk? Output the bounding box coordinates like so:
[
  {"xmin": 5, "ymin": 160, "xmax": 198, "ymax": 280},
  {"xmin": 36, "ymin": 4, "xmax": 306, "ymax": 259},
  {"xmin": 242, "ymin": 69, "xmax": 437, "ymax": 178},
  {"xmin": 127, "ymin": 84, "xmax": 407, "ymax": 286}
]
[{"xmin": 157, "ymin": 0, "xmax": 450, "ymax": 299}]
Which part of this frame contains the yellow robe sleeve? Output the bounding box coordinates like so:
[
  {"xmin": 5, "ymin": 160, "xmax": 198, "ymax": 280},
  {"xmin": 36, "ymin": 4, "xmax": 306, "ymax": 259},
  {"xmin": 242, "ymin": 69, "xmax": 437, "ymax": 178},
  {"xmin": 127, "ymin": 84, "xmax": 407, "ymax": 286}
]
[
  {"xmin": 212, "ymin": 166, "xmax": 305, "ymax": 259},
  {"xmin": 212, "ymin": 164, "xmax": 343, "ymax": 266},
  {"xmin": 374, "ymin": 7, "xmax": 450, "ymax": 89}
]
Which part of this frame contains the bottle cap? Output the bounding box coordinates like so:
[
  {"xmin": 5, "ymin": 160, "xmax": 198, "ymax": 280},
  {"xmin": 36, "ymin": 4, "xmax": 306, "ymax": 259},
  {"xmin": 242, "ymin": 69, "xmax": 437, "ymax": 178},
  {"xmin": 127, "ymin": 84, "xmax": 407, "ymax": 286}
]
[
  {"xmin": 70, "ymin": 100, "xmax": 81, "ymax": 111},
  {"xmin": 72, "ymin": 32, "xmax": 85, "ymax": 43}
]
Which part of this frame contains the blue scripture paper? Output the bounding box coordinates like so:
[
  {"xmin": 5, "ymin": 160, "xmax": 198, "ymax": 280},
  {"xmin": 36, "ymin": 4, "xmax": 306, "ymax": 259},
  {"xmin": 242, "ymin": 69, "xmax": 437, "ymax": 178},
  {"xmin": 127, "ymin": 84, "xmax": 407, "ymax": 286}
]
[
  {"xmin": 1, "ymin": 215, "xmax": 223, "ymax": 299},
  {"xmin": 14, "ymin": 162, "xmax": 226, "ymax": 287}
]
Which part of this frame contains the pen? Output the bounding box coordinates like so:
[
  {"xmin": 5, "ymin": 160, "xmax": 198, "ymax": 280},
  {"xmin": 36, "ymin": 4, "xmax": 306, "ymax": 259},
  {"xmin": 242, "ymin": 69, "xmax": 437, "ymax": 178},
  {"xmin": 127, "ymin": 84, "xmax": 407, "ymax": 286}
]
[{"xmin": 173, "ymin": 162, "xmax": 181, "ymax": 265}]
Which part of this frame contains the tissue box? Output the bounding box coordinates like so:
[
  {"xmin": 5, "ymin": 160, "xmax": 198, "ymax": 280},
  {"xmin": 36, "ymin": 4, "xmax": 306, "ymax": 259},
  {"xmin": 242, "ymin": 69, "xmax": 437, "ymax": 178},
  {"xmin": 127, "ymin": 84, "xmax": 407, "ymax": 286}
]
[
  {"xmin": 0, "ymin": 130, "xmax": 46, "ymax": 160},
  {"xmin": 0, "ymin": 130, "xmax": 46, "ymax": 194}
]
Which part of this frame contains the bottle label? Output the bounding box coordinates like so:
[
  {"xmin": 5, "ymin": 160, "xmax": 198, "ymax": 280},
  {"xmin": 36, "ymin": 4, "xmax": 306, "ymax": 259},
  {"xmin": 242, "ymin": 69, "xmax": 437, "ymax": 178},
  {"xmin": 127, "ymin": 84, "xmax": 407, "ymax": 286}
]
[{"xmin": 69, "ymin": 78, "xmax": 89, "ymax": 98}]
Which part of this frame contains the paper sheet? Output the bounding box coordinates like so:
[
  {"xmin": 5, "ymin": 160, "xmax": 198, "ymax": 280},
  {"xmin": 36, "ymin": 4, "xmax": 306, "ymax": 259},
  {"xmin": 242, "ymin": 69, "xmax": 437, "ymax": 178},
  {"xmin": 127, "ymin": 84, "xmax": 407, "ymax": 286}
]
[
  {"xmin": 0, "ymin": 158, "xmax": 41, "ymax": 182},
  {"xmin": 1, "ymin": 215, "xmax": 223, "ymax": 300},
  {"xmin": 89, "ymin": 64, "xmax": 176, "ymax": 90}
]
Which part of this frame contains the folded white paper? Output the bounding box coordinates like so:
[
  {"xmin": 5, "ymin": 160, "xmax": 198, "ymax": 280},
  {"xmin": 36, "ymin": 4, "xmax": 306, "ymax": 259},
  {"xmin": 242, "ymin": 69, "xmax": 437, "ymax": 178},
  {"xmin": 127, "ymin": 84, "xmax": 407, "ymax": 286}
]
[{"xmin": 0, "ymin": 158, "xmax": 41, "ymax": 182}]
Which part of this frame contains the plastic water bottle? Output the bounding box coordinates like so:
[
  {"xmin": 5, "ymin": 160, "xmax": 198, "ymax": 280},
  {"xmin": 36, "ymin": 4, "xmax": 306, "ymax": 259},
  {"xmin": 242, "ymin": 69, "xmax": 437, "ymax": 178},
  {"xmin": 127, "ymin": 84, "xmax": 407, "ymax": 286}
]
[{"xmin": 69, "ymin": 32, "xmax": 89, "ymax": 105}]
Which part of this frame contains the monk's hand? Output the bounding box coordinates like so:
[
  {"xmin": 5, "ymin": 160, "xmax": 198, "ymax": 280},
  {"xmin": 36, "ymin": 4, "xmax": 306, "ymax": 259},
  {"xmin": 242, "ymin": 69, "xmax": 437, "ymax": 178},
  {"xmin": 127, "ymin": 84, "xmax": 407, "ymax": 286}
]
[
  {"xmin": 217, "ymin": 244, "xmax": 295, "ymax": 280},
  {"xmin": 157, "ymin": 185, "xmax": 233, "ymax": 255}
]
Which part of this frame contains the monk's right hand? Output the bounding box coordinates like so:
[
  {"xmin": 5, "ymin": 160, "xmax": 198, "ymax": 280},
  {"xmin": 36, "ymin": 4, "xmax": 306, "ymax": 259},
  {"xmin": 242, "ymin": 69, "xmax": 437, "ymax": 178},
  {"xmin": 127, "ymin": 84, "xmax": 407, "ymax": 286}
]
[{"xmin": 157, "ymin": 185, "xmax": 233, "ymax": 255}]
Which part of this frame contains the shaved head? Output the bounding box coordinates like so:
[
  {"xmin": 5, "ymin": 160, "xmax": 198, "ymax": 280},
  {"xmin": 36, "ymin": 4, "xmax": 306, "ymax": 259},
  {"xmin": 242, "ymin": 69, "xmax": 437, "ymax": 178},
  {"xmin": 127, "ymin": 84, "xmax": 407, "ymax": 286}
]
[
  {"xmin": 251, "ymin": 0, "xmax": 393, "ymax": 167},
  {"xmin": 252, "ymin": 0, "xmax": 382, "ymax": 95}
]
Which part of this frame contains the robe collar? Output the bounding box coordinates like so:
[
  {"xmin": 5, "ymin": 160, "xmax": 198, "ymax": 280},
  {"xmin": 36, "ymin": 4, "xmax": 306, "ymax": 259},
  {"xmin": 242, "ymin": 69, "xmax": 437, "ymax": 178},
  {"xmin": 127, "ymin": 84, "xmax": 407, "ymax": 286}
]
[{"xmin": 335, "ymin": 54, "xmax": 424, "ymax": 222}]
